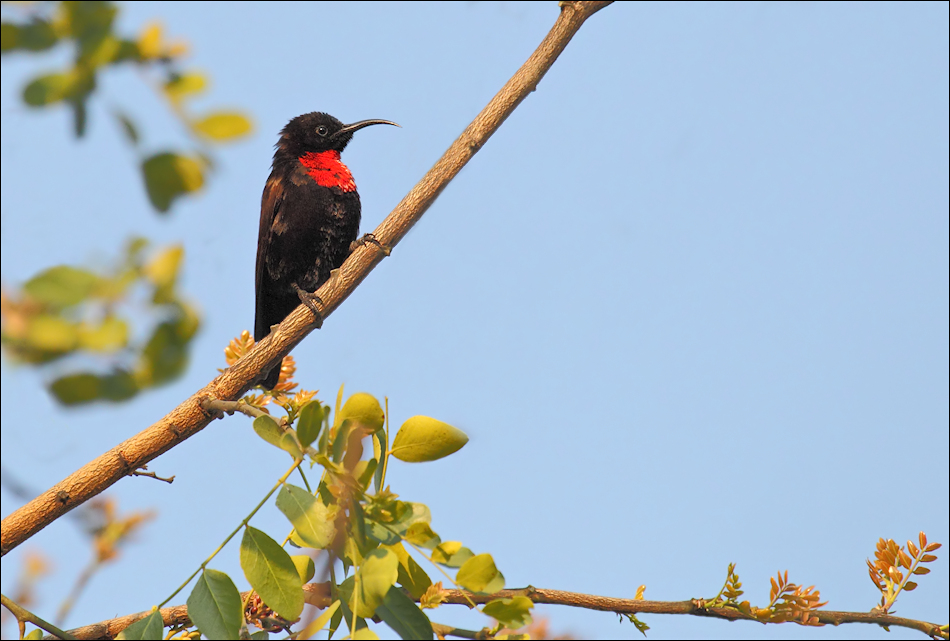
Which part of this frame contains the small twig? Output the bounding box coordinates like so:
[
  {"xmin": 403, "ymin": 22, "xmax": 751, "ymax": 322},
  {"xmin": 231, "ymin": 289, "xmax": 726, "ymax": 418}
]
[
  {"xmin": 2, "ymin": 593, "xmax": 76, "ymax": 640},
  {"xmin": 200, "ymin": 398, "xmax": 269, "ymax": 420},
  {"xmin": 129, "ymin": 467, "xmax": 175, "ymax": 484}
]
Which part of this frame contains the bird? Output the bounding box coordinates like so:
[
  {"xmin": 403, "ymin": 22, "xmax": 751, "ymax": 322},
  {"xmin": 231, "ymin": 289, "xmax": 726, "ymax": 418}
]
[{"xmin": 255, "ymin": 112, "xmax": 398, "ymax": 389}]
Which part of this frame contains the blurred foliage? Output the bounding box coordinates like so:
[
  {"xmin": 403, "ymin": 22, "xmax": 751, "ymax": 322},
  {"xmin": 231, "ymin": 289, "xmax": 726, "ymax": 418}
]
[
  {"xmin": 56, "ymin": 498, "xmax": 155, "ymax": 625},
  {"xmin": 0, "ymin": 496, "xmax": 153, "ymax": 639},
  {"xmin": 0, "ymin": 237, "xmax": 200, "ymax": 405},
  {"xmin": 1, "ymin": 0, "xmax": 253, "ymax": 213}
]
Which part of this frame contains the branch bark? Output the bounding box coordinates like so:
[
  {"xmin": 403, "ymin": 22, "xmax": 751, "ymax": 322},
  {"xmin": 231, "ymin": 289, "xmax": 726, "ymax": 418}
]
[
  {"xmin": 45, "ymin": 584, "xmax": 949, "ymax": 640},
  {"xmin": 1, "ymin": 1, "xmax": 613, "ymax": 557}
]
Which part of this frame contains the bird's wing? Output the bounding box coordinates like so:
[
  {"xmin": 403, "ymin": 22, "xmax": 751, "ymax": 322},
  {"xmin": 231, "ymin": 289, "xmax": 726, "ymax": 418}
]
[{"xmin": 255, "ymin": 172, "xmax": 285, "ymax": 340}]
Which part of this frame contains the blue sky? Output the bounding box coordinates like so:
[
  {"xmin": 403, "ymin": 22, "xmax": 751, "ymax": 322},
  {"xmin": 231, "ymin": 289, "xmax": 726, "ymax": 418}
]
[{"xmin": 2, "ymin": 2, "xmax": 948, "ymax": 639}]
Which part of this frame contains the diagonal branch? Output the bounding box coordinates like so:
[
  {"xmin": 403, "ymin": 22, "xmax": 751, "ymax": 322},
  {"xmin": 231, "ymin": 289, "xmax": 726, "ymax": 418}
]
[{"xmin": 1, "ymin": 1, "xmax": 614, "ymax": 557}]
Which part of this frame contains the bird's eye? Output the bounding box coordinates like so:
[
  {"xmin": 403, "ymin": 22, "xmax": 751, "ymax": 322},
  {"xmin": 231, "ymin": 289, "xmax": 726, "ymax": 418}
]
[{"xmin": 316, "ymin": 125, "xmax": 329, "ymax": 136}]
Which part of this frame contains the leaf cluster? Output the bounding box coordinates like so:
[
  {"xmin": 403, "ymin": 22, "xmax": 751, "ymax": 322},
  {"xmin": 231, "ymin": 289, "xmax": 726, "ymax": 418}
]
[
  {"xmin": 706, "ymin": 564, "xmax": 826, "ymax": 627},
  {"xmin": 116, "ymin": 339, "xmax": 522, "ymax": 640},
  {"xmin": 0, "ymin": 238, "xmax": 199, "ymax": 405},
  {"xmin": 867, "ymin": 532, "xmax": 941, "ymax": 615},
  {"xmin": 1, "ymin": 1, "xmax": 252, "ymax": 212}
]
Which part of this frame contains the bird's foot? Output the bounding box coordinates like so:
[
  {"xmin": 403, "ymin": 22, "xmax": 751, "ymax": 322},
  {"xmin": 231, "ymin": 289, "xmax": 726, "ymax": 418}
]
[
  {"xmin": 292, "ymin": 282, "xmax": 324, "ymax": 328},
  {"xmin": 351, "ymin": 232, "xmax": 391, "ymax": 256}
]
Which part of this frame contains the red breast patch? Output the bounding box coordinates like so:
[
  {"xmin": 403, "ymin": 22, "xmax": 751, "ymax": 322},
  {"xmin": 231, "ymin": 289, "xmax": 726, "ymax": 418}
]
[{"xmin": 298, "ymin": 150, "xmax": 356, "ymax": 192}]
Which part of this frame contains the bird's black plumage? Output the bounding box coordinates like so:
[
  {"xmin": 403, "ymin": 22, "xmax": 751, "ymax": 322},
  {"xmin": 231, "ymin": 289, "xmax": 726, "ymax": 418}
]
[{"xmin": 255, "ymin": 112, "xmax": 397, "ymax": 388}]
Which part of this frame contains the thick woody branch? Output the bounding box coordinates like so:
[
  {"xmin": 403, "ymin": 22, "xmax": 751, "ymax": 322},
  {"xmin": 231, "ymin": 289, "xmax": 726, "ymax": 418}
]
[
  {"xmin": 48, "ymin": 584, "xmax": 948, "ymax": 640},
  {"xmin": 0, "ymin": 1, "xmax": 612, "ymax": 557}
]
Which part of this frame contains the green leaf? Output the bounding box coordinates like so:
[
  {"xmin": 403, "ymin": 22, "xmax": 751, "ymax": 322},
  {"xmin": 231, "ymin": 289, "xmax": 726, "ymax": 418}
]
[
  {"xmin": 253, "ymin": 415, "xmax": 286, "ymax": 447},
  {"xmin": 141, "ymin": 152, "xmax": 204, "ymax": 213},
  {"xmin": 240, "ymin": 526, "xmax": 304, "ymax": 621},
  {"xmin": 24, "ymin": 629, "xmax": 43, "ymax": 641},
  {"xmin": 192, "ymin": 111, "xmax": 253, "ymax": 141},
  {"xmin": 49, "ymin": 372, "xmax": 101, "ymax": 405},
  {"xmin": 144, "ymin": 245, "xmax": 184, "ymax": 292},
  {"xmin": 114, "ymin": 110, "xmax": 140, "ymax": 145},
  {"xmin": 431, "ymin": 542, "xmax": 473, "ymax": 568},
  {"xmin": 23, "ymin": 72, "xmax": 72, "ymax": 106},
  {"xmin": 99, "ymin": 370, "xmax": 139, "ymax": 402},
  {"xmin": 22, "ymin": 67, "xmax": 93, "ymax": 107},
  {"xmin": 116, "ymin": 609, "xmax": 164, "ymax": 640},
  {"xmin": 482, "ymin": 596, "xmax": 534, "ymax": 629},
  {"xmin": 404, "ymin": 523, "xmax": 441, "ymax": 549},
  {"xmin": 291, "ymin": 555, "xmax": 316, "ymax": 584},
  {"xmin": 297, "ymin": 400, "xmax": 325, "ymax": 448},
  {"xmin": 350, "ymin": 548, "xmax": 399, "ymax": 618},
  {"xmin": 340, "ymin": 393, "xmax": 385, "ymax": 431},
  {"xmin": 354, "ymin": 458, "xmax": 378, "ymax": 490},
  {"xmin": 164, "ymin": 72, "xmax": 207, "ymax": 101},
  {"xmin": 383, "ymin": 543, "xmax": 432, "ymax": 599},
  {"xmin": 276, "ymin": 484, "xmax": 335, "ymax": 549},
  {"xmin": 138, "ymin": 319, "xmax": 191, "ymax": 386},
  {"xmin": 1, "ymin": 23, "xmax": 19, "ymax": 52},
  {"xmin": 25, "ymin": 314, "xmax": 78, "ymax": 353},
  {"xmin": 456, "ymin": 554, "xmax": 504, "ymax": 593},
  {"xmin": 373, "ymin": 430, "xmax": 387, "ymax": 493},
  {"xmin": 376, "ymin": 586, "xmax": 433, "ymax": 640},
  {"xmin": 50, "ymin": 369, "xmax": 139, "ymax": 406},
  {"xmin": 391, "ymin": 416, "xmax": 468, "ymax": 462},
  {"xmin": 186, "ymin": 569, "xmax": 242, "ymax": 641},
  {"xmin": 14, "ymin": 21, "xmax": 59, "ymax": 52},
  {"xmin": 70, "ymin": 95, "xmax": 88, "ymax": 137},
  {"xmin": 296, "ymin": 600, "xmax": 341, "ymax": 639},
  {"xmin": 253, "ymin": 414, "xmax": 306, "ymax": 458},
  {"xmin": 78, "ymin": 317, "xmax": 128, "ymax": 352},
  {"xmin": 279, "ymin": 432, "xmax": 303, "ymax": 459},
  {"xmin": 24, "ymin": 265, "xmax": 100, "ymax": 308}
]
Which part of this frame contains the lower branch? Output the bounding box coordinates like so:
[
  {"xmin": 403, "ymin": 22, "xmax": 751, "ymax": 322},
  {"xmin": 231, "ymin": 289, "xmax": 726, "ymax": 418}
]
[{"xmin": 47, "ymin": 583, "xmax": 947, "ymax": 640}]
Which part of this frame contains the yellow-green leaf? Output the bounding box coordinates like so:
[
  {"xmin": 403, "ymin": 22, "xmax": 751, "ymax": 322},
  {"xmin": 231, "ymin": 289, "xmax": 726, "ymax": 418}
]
[
  {"xmin": 24, "ymin": 265, "xmax": 100, "ymax": 308},
  {"xmin": 297, "ymin": 400, "xmax": 325, "ymax": 448},
  {"xmin": 456, "ymin": 554, "xmax": 504, "ymax": 593},
  {"xmin": 78, "ymin": 317, "xmax": 128, "ymax": 352},
  {"xmin": 144, "ymin": 245, "xmax": 183, "ymax": 290},
  {"xmin": 137, "ymin": 22, "xmax": 163, "ymax": 58},
  {"xmin": 164, "ymin": 72, "xmax": 207, "ymax": 101},
  {"xmin": 482, "ymin": 596, "xmax": 533, "ymax": 629},
  {"xmin": 391, "ymin": 416, "xmax": 468, "ymax": 462},
  {"xmin": 25, "ymin": 314, "xmax": 78, "ymax": 352},
  {"xmin": 186, "ymin": 569, "xmax": 242, "ymax": 641},
  {"xmin": 351, "ymin": 549, "xmax": 399, "ymax": 618},
  {"xmin": 116, "ymin": 609, "xmax": 164, "ymax": 640},
  {"xmin": 23, "ymin": 72, "xmax": 72, "ymax": 106},
  {"xmin": 142, "ymin": 152, "xmax": 204, "ymax": 213},
  {"xmin": 404, "ymin": 523, "xmax": 441, "ymax": 549},
  {"xmin": 340, "ymin": 393, "xmax": 385, "ymax": 431},
  {"xmin": 383, "ymin": 543, "xmax": 432, "ymax": 599},
  {"xmin": 296, "ymin": 600, "xmax": 340, "ymax": 639},
  {"xmin": 192, "ymin": 112, "xmax": 253, "ymax": 141},
  {"xmin": 291, "ymin": 555, "xmax": 316, "ymax": 584},
  {"xmin": 376, "ymin": 586, "xmax": 434, "ymax": 640},
  {"xmin": 240, "ymin": 526, "xmax": 303, "ymax": 621},
  {"xmin": 276, "ymin": 484, "xmax": 335, "ymax": 549}
]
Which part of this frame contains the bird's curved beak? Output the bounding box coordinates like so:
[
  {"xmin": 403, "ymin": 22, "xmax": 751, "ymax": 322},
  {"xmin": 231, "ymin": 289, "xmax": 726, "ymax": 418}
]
[{"xmin": 333, "ymin": 119, "xmax": 401, "ymax": 139}]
